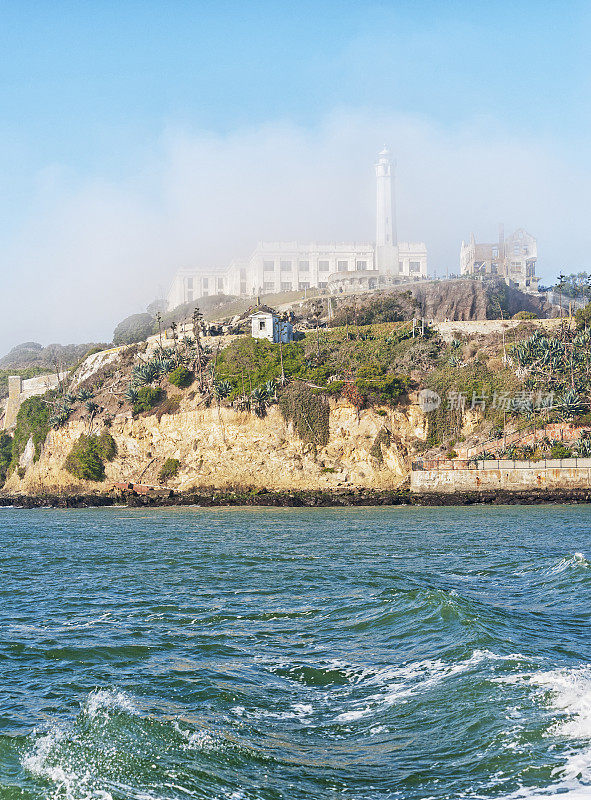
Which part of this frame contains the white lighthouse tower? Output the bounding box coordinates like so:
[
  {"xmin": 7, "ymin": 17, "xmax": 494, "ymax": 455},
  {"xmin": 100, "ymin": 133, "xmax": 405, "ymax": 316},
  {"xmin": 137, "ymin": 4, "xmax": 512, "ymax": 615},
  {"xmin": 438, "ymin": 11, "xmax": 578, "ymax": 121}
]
[{"xmin": 375, "ymin": 147, "xmax": 398, "ymax": 273}]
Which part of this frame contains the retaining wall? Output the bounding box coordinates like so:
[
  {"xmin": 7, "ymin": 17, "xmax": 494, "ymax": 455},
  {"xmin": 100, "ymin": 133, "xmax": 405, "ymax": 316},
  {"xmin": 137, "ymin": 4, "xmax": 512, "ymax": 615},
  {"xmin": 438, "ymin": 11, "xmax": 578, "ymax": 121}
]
[{"xmin": 411, "ymin": 461, "xmax": 591, "ymax": 493}]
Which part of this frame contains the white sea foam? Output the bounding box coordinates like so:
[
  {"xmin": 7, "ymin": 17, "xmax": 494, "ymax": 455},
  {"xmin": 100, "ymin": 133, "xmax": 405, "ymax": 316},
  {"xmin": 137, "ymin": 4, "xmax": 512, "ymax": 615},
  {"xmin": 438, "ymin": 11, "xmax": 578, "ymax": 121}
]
[
  {"xmin": 335, "ymin": 650, "xmax": 525, "ymax": 723},
  {"xmin": 490, "ymin": 665, "xmax": 591, "ymax": 799},
  {"xmin": 547, "ymin": 553, "xmax": 590, "ymax": 575},
  {"xmin": 174, "ymin": 721, "xmax": 221, "ymax": 751},
  {"xmin": 22, "ymin": 726, "xmax": 114, "ymax": 800},
  {"xmin": 83, "ymin": 688, "xmax": 138, "ymax": 719}
]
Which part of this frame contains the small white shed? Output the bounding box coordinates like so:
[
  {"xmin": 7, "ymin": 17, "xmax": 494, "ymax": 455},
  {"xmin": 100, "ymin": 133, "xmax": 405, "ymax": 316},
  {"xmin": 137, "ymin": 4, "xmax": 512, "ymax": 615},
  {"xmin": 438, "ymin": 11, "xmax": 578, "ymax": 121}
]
[{"xmin": 250, "ymin": 312, "xmax": 294, "ymax": 343}]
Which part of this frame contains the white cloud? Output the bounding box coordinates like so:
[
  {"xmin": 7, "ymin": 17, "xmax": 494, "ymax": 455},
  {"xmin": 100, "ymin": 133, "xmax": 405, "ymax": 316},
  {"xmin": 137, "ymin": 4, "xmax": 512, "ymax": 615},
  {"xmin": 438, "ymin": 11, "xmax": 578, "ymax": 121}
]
[{"xmin": 1, "ymin": 110, "xmax": 589, "ymax": 350}]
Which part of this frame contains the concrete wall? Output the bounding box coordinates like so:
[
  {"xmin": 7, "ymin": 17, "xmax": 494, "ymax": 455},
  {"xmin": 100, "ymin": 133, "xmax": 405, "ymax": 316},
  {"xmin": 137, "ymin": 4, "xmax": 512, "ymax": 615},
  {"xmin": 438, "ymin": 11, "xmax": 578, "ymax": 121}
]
[
  {"xmin": 411, "ymin": 461, "xmax": 591, "ymax": 493},
  {"xmin": 3, "ymin": 372, "xmax": 66, "ymax": 430}
]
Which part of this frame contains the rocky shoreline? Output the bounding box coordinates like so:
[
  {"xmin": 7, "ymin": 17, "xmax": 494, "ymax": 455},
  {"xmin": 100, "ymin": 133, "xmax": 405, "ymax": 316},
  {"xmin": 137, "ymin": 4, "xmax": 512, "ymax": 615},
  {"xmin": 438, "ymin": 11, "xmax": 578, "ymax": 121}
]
[{"xmin": 2, "ymin": 487, "xmax": 591, "ymax": 508}]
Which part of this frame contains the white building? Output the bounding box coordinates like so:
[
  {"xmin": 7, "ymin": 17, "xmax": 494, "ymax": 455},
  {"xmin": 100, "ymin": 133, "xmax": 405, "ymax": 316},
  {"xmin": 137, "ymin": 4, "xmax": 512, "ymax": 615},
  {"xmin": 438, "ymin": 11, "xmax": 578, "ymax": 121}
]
[
  {"xmin": 250, "ymin": 311, "xmax": 294, "ymax": 343},
  {"xmin": 460, "ymin": 226, "xmax": 538, "ymax": 293},
  {"xmin": 166, "ymin": 149, "xmax": 428, "ymax": 310}
]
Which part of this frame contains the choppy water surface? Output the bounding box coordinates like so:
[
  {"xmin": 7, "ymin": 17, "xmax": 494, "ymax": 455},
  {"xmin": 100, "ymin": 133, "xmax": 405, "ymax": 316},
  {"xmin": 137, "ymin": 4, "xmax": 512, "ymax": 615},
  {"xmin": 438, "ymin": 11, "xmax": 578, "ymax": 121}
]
[{"xmin": 1, "ymin": 506, "xmax": 591, "ymax": 798}]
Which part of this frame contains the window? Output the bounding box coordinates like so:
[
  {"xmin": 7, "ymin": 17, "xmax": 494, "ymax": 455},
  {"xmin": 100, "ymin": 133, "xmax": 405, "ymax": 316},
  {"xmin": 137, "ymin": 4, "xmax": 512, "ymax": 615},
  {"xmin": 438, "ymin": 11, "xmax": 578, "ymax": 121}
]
[
  {"xmin": 187, "ymin": 290, "xmax": 193, "ymax": 301},
  {"xmin": 513, "ymin": 243, "xmax": 520, "ymax": 255},
  {"xmin": 259, "ymin": 320, "xmax": 266, "ymax": 331},
  {"xmin": 337, "ymin": 260, "xmax": 348, "ymax": 272},
  {"xmin": 240, "ymin": 268, "xmax": 247, "ymax": 278},
  {"xmin": 318, "ymin": 281, "xmax": 327, "ymax": 288},
  {"xmin": 298, "ymin": 260, "xmax": 310, "ymax": 272},
  {"xmin": 280, "ymin": 282, "xmax": 292, "ymax": 291},
  {"xmin": 240, "ymin": 282, "xmax": 247, "ymax": 294},
  {"xmin": 318, "ymin": 260, "xmax": 329, "ymax": 272},
  {"xmin": 492, "ymin": 247, "xmax": 498, "ymax": 258},
  {"xmin": 217, "ymin": 278, "xmax": 224, "ymax": 290},
  {"xmin": 263, "ymin": 281, "xmax": 274, "ymax": 291},
  {"xmin": 202, "ymin": 290, "xmax": 208, "ymax": 297},
  {"xmin": 202, "ymin": 277, "xmax": 208, "ymax": 289},
  {"xmin": 398, "ymin": 261, "xmax": 404, "ymax": 272},
  {"xmin": 263, "ymin": 261, "xmax": 275, "ymax": 272},
  {"xmin": 186, "ymin": 277, "xmax": 193, "ymax": 289},
  {"xmin": 280, "ymin": 260, "xmax": 292, "ymax": 272},
  {"xmin": 299, "ymin": 281, "xmax": 310, "ymax": 290},
  {"xmin": 409, "ymin": 261, "xmax": 421, "ymax": 273},
  {"xmin": 356, "ymin": 260, "xmax": 367, "ymax": 271}
]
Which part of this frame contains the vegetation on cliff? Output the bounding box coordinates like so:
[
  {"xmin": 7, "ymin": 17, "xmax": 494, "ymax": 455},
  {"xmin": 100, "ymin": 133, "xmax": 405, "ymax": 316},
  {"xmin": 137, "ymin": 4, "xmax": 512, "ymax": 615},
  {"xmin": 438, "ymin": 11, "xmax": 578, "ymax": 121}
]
[
  {"xmin": 10, "ymin": 395, "xmax": 52, "ymax": 470},
  {"xmin": 159, "ymin": 457, "xmax": 180, "ymax": 482},
  {"xmin": 64, "ymin": 431, "xmax": 117, "ymax": 481}
]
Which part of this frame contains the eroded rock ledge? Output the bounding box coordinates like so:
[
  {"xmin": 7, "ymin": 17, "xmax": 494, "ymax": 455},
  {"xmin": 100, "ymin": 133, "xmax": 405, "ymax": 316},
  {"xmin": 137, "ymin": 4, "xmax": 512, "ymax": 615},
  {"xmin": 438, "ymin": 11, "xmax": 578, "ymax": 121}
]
[{"xmin": 2, "ymin": 487, "xmax": 591, "ymax": 508}]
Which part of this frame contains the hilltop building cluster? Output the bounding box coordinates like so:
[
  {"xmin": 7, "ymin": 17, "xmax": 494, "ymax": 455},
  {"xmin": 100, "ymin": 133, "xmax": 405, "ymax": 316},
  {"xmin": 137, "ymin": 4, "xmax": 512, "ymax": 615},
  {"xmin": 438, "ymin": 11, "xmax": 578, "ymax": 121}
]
[
  {"xmin": 166, "ymin": 150, "xmax": 539, "ymax": 310},
  {"xmin": 166, "ymin": 149, "xmax": 428, "ymax": 309},
  {"xmin": 460, "ymin": 225, "xmax": 538, "ymax": 292}
]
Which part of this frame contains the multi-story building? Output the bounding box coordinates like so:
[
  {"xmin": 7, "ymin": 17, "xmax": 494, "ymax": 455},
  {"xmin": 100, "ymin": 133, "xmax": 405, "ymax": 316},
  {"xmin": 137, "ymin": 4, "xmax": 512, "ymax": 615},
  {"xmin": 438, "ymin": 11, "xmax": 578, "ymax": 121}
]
[
  {"xmin": 166, "ymin": 149, "xmax": 428, "ymax": 310},
  {"xmin": 460, "ymin": 226, "xmax": 538, "ymax": 293}
]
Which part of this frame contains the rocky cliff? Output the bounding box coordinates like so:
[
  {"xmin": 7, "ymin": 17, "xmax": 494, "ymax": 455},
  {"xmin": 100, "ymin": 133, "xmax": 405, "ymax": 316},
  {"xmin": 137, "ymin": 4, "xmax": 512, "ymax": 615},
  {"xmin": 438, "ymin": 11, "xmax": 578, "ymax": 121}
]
[{"xmin": 6, "ymin": 393, "xmax": 427, "ymax": 496}]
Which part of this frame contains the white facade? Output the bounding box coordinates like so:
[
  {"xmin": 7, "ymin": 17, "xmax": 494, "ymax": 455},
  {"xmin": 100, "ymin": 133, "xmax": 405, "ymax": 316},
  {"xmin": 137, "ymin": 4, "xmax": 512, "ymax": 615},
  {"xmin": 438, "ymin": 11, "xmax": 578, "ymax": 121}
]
[
  {"xmin": 167, "ymin": 151, "xmax": 428, "ymax": 310},
  {"xmin": 250, "ymin": 312, "xmax": 294, "ymax": 343},
  {"xmin": 460, "ymin": 226, "xmax": 538, "ymax": 292}
]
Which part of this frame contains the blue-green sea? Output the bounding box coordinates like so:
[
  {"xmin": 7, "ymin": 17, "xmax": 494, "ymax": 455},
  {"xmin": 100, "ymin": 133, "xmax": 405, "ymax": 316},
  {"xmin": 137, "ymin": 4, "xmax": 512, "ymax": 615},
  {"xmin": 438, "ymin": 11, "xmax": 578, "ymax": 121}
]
[{"xmin": 1, "ymin": 505, "xmax": 591, "ymax": 799}]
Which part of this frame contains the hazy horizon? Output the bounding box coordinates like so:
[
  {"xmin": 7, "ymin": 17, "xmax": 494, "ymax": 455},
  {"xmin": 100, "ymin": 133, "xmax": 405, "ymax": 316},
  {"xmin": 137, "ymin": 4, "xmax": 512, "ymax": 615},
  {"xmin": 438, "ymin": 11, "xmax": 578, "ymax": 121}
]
[{"xmin": 0, "ymin": 1, "xmax": 589, "ymax": 352}]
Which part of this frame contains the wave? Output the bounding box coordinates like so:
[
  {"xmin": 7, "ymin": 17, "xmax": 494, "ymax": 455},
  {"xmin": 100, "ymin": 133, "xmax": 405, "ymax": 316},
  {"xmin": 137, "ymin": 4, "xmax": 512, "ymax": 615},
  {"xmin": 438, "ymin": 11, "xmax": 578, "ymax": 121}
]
[
  {"xmin": 335, "ymin": 649, "xmax": 527, "ymax": 723},
  {"xmin": 546, "ymin": 552, "xmax": 591, "ymax": 576}
]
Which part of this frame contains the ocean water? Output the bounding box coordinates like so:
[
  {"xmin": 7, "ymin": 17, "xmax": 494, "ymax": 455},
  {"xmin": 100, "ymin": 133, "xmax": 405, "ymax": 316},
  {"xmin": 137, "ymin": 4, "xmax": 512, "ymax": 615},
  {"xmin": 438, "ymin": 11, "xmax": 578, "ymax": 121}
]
[{"xmin": 1, "ymin": 506, "xmax": 591, "ymax": 799}]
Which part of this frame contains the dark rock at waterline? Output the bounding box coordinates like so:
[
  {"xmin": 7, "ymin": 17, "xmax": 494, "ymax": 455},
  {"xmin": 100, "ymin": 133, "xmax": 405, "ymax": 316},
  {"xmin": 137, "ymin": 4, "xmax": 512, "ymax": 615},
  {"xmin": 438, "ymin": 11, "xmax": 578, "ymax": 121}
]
[{"xmin": 2, "ymin": 486, "xmax": 591, "ymax": 508}]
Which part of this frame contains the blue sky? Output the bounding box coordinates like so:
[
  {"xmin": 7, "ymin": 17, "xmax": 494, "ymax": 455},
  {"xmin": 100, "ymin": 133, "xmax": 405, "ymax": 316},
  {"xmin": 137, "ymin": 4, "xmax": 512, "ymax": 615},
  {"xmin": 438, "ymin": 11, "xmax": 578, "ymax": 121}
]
[{"xmin": 0, "ymin": 0, "xmax": 590, "ymax": 346}]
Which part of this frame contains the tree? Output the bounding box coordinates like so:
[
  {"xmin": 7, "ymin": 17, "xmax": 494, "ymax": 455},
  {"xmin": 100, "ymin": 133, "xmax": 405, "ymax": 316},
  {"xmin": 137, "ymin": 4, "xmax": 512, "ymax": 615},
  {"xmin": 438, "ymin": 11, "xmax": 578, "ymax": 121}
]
[{"xmin": 113, "ymin": 314, "xmax": 155, "ymax": 346}]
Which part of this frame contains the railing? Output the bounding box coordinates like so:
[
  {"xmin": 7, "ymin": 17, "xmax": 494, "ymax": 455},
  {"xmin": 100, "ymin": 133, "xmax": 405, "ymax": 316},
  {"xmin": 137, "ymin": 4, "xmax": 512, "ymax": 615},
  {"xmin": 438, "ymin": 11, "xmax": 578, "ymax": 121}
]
[{"xmin": 412, "ymin": 458, "xmax": 591, "ymax": 471}]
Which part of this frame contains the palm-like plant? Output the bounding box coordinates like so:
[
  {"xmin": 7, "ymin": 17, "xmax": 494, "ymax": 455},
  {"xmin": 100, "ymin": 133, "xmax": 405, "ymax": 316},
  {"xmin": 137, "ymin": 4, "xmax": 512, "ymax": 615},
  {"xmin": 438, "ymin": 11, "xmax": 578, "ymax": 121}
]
[
  {"xmin": 132, "ymin": 362, "xmax": 159, "ymax": 387},
  {"xmin": 77, "ymin": 388, "xmax": 95, "ymax": 402},
  {"xmin": 124, "ymin": 385, "xmax": 138, "ymax": 404},
  {"xmin": 251, "ymin": 385, "xmax": 269, "ymax": 416},
  {"xmin": 213, "ymin": 380, "xmax": 232, "ymax": 402}
]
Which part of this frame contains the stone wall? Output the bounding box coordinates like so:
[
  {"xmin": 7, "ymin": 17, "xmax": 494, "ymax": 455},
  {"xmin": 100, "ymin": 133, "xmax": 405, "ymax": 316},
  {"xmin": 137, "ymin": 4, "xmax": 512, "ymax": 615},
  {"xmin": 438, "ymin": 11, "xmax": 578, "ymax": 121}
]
[
  {"xmin": 3, "ymin": 372, "xmax": 67, "ymax": 430},
  {"xmin": 411, "ymin": 460, "xmax": 591, "ymax": 493}
]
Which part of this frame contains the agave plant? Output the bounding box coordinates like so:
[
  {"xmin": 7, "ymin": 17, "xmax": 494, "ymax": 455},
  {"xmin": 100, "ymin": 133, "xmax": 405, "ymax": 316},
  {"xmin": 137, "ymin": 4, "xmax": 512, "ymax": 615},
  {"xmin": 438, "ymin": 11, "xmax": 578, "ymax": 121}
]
[
  {"xmin": 556, "ymin": 389, "xmax": 585, "ymax": 420},
  {"xmin": 263, "ymin": 380, "xmax": 276, "ymax": 399},
  {"xmin": 213, "ymin": 380, "xmax": 232, "ymax": 402},
  {"xmin": 50, "ymin": 409, "xmax": 71, "ymax": 429},
  {"xmin": 574, "ymin": 437, "xmax": 591, "ymax": 458},
  {"xmin": 251, "ymin": 386, "xmax": 269, "ymax": 416},
  {"xmin": 131, "ymin": 362, "xmax": 159, "ymax": 387},
  {"xmin": 63, "ymin": 391, "xmax": 77, "ymax": 405},
  {"xmin": 124, "ymin": 385, "xmax": 138, "ymax": 404},
  {"xmin": 85, "ymin": 400, "xmax": 99, "ymax": 415},
  {"xmin": 77, "ymin": 388, "xmax": 95, "ymax": 402}
]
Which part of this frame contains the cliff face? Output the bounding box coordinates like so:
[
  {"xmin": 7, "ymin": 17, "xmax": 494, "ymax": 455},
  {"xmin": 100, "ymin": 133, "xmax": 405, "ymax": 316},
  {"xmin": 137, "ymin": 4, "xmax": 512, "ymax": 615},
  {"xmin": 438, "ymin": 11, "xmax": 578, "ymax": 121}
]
[
  {"xmin": 408, "ymin": 280, "xmax": 553, "ymax": 321},
  {"xmin": 6, "ymin": 395, "xmax": 427, "ymax": 496}
]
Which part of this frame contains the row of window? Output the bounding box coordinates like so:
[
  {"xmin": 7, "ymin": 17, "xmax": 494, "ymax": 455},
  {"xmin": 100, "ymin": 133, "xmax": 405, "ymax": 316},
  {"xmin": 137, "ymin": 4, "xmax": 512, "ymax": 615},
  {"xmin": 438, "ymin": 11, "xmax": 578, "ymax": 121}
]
[
  {"xmin": 263, "ymin": 281, "xmax": 326, "ymax": 292},
  {"xmin": 185, "ymin": 277, "xmax": 225, "ymax": 290},
  {"xmin": 263, "ymin": 259, "xmax": 370, "ymax": 273}
]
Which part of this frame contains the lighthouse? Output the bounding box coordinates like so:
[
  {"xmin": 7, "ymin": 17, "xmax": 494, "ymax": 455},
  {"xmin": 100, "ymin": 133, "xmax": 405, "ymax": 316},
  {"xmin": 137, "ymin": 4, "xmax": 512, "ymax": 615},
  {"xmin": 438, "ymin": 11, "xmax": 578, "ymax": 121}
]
[{"xmin": 375, "ymin": 147, "xmax": 398, "ymax": 273}]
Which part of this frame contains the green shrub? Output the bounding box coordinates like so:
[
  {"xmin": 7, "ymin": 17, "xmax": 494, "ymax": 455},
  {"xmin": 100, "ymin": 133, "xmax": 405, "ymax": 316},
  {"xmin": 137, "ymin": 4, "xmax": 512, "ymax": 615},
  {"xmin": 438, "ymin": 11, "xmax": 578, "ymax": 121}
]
[
  {"xmin": 550, "ymin": 442, "xmax": 572, "ymax": 459},
  {"xmin": 512, "ymin": 310, "xmax": 537, "ymax": 320},
  {"xmin": 10, "ymin": 395, "xmax": 52, "ymax": 471},
  {"xmin": 168, "ymin": 365, "xmax": 193, "ymax": 388},
  {"xmin": 0, "ymin": 432, "xmax": 12, "ymax": 486},
  {"xmin": 64, "ymin": 435, "xmax": 106, "ymax": 481},
  {"xmin": 159, "ymin": 457, "xmax": 180, "ymax": 482},
  {"xmin": 97, "ymin": 430, "xmax": 117, "ymax": 461},
  {"xmin": 113, "ymin": 313, "xmax": 155, "ymax": 345},
  {"xmin": 132, "ymin": 386, "xmax": 163, "ymax": 414}
]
